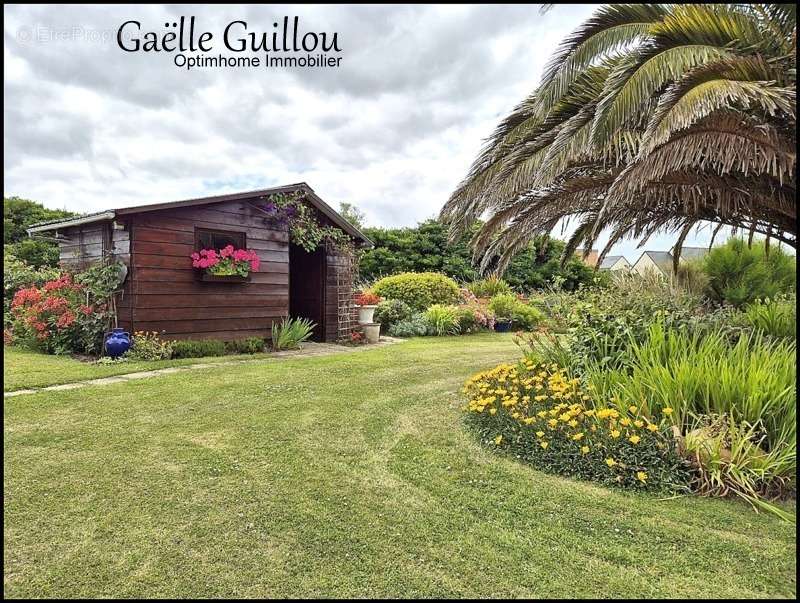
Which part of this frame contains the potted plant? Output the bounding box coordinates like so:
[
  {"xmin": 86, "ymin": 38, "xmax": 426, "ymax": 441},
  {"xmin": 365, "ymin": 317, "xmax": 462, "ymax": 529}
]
[
  {"xmin": 190, "ymin": 245, "xmax": 260, "ymax": 282},
  {"xmin": 354, "ymin": 290, "xmax": 382, "ymax": 324}
]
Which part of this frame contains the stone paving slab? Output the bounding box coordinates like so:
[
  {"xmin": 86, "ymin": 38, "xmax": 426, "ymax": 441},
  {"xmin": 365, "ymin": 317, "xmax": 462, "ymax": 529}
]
[{"xmin": 4, "ymin": 337, "xmax": 403, "ymax": 398}]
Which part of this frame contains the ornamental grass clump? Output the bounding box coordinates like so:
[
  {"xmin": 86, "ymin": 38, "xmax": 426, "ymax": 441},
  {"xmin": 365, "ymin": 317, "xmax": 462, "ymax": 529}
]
[
  {"xmin": 271, "ymin": 317, "xmax": 316, "ymax": 351},
  {"xmin": 462, "ymin": 361, "xmax": 690, "ymax": 491},
  {"xmin": 583, "ymin": 323, "xmax": 797, "ymax": 517}
]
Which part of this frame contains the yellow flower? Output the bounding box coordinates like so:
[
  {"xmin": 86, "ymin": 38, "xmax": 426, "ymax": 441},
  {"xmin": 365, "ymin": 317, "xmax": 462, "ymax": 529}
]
[
  {"xmin": 580, "ymin": 446, "xmax": 590, "ymax": 454},
  {"xmin": 605, "ymin": 457, "xmax": 617, "ymax": 467},
  {"xmin": 634, "ymin": 420, "xmax": 644, "ymax": 428},
  {"xmin": 646, "ymin": 423, "xmax": 658, "ymax": 432},
  {"xmin": 489, "ymin": 408, "xmax": 497, "ymax": 415},
  {"xmin": 571, "ymin": 432, "xmax": 584, "ymax": 441},
  {"xmin": 663, "ymin": 407, "xmax": 673, "ymax": 415},
  {"xmin": 540, "ymin": 441, "xmax": 549, "ymax": 450},
  {"xmin": 636, "ymin": 471, "xmax": 648, "ymax": 483},
  {"xmin": 628, "ymin": 435, "xmax": 641, "ymax": 445},
  {"xmin": 619, "ymin": 418, "xmax": 631, "ymax": 427},
  {"xmin": 610, "ymin": 429, "xmax": 621, "ymax": 439},
  {"xmin": 628, "ymin": 405, "xmax": 638, "ymax": 414},
  {"xmin": 568, "ymin": 419, "xmax": 579, "ymax": 428},
  {"xmin": 547, "ymin": 419, "xmax": 558, "ymax": 428},
  {"xmin": 494, "ymin": 435, "xmax": 503, "ymax": 445},
  {"xmin": 523, "ymin": 417, "xmax": 534, "ymax": 425}
]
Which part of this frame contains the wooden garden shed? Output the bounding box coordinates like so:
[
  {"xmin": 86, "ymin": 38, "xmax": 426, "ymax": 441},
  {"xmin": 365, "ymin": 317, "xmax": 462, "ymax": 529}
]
[{"xmin": 26, "ymin": 183, "xmax": 372, "ymax": 343}]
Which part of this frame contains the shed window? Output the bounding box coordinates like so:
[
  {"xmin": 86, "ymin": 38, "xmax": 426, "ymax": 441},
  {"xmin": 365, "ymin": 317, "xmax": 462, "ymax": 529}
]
[{"xmin": 195, "ymin": 228, "xmax": 245, "ymax": 251}]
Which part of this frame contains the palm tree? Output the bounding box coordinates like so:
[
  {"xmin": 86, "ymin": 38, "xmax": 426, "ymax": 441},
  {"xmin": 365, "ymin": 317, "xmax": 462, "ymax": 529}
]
[{"xmin": 441, "ymin": 4, "xmax": 796, "ymax": 273}]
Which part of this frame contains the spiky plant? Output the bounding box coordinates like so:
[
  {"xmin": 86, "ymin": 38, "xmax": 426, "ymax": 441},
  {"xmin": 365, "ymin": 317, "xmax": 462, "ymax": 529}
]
[{"xmin": 441, "ymin": 4, "xmax": 796, "ymax": 273}]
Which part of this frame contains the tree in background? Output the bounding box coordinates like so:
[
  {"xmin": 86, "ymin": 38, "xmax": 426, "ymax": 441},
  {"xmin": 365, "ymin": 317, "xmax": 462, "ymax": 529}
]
[
  {"xmin": 338, "ymin": 202, "xmax": 367, "ymax": 230},
  {"xmin": 359, "ymin": 219, "xmax": 596, "ymax": 291},
  {"xmin": 4, "ymin": 196, "xmax": 75, "ymax": 269}
]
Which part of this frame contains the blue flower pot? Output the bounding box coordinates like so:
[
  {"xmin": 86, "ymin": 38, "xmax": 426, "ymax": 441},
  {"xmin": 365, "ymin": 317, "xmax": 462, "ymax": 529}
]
[
  {"xmin": 104, "ymin": 328, "xmax": 131, "ymax": 358},
  {"xmin": 494, "ymin": 320, "xmax": 513, "ymax": 333}
]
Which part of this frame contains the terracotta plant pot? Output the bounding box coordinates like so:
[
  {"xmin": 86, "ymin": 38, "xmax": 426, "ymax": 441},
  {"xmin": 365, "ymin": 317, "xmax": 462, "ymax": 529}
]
[
  {"xmin": 363, "ymin": 323, "xmax": 380, "ymax": 344},
  {"xmin": 358, "ymin": 305, "xmax": 378, "ymax": 324}
]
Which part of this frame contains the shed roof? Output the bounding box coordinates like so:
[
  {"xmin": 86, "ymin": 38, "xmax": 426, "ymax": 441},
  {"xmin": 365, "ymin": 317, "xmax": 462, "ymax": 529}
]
[{"xmin": 27, "ymin": 182, "xmax": 372, "ymax": 246}]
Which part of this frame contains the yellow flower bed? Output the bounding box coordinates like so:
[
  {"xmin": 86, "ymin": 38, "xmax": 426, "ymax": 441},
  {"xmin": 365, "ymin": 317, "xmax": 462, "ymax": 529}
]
[{"xmin": 462, "ymin": 361, "xmax": 689, "ymax": 490}]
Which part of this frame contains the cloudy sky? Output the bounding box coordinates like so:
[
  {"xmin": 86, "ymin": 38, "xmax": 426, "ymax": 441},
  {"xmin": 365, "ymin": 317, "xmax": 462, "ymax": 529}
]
[{"xmin": 4, "ymin": 4, "xmax": 730, "ymax": 262}]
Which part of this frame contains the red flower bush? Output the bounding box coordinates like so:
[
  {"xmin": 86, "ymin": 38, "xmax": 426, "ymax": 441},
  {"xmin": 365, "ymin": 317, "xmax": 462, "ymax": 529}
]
[
  {"xmin": 191, "ymin": 245, "xmax": 260, "ymax": 276},
  {"xmin": 354, "ymin": 290, "xmax": 382, "ymax": 306},
  {"xmin": 10, "ymin": 273, "xmax": 112, "ymax": 354}
]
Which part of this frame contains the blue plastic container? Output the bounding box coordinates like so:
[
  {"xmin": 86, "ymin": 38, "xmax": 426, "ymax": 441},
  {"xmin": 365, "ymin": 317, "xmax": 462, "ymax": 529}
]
[
  {"xmin": 104, "ymin": 328, "xmax": 131, "ymax": 358},
  {"xmin": 494, "ymin": 320, "xmax": 513, "ymax": 333}
]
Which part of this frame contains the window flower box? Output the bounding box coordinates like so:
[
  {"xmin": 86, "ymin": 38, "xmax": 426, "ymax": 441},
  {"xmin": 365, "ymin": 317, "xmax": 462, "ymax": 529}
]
[
  {"xmin": 191, "ymin": 245, "xmax": 260, "ymax": 282},
  {"xmin": 197, "ymin": 272, "xmax": 251, "ymax": 283}
]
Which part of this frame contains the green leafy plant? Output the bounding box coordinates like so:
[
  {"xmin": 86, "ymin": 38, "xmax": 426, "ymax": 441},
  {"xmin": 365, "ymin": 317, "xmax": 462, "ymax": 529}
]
[
  {"xmin": 583, "ymin": 323, "xmax": 796, "ymax": 515},
  {"xmin": 703, "ymin": 239, "xmax": 796, "ymax": 308},
  {"xmin": 171, "ymin": 339, "xmax": 227, "ymax": 359},
  {"xmin": 372, "ymin": 272, "xmax": 460, "ymax": 311},
  {"xmin": 225, "ymin": 337, "xmax": 266, "ymax": 354},
  {"xmin": 125, "ymin": 331, "xmax": 174, "ymax": 361},
  {"xmin": 423, "ymin": 304, "xmax": 461, "ymax": 336},
  {"xmin": 388, "ymin": 313, "xmax": 428, "ymax": 338},
  {"xmin": 467, "ymin": 276, "xmax": 512, "ymax": 298},
  {"xmin": 487, "ymin": 293, "xmax": 543, "ymax": 330},
  {"xmin": 742, "ymin": 297, "xmax": 796, "ymax": 339},
  {"xmin": 373, "ymin": 299, "xmax": 413, "ymax": 333},
  {"xmin": 271, "ymin": 317, "xmax": 315, "ymax": 351}
]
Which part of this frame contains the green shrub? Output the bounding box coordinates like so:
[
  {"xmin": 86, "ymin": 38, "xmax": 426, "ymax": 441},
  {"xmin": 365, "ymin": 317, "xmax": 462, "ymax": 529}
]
[
  {"xmin": 487, "ymin": 293, "xmax": 543, "ymax": 330},
  {"xmin": 742, "ymin": 297, "xmax": 796, "ymax": 339},
  {"xmin": 423, "ymin": 304, "xmax": 461, "ymax": 336},
  {"xmin": 372, "ymin": 272, "xmax": 460, "ymax": 311},
  {"xmin": 225, "ymin": 337, "xmax": 266, "ymax": 354},
  {"xmin": 373, "ymin": 299, "xmax": 413, "ymax": 333},
  {"xmin": 563, "ymin": 273, "xmax": 704, "ymax": 373},
  {"xmin": 271, "ymin": 317, "xmax": 315, "ymax": 351},
  {"xmin": 487, "ymin": 293, "xmax": 518, "ymax": 320},
  {"xmin": 463, "ymin": 362, "xmax": 690, "ymax": 491},
  {"xmin": 583, "ymin": 323, "xmax": 796, "ymax": 515},
  {"xmin": 703, "ymin": 238, "xmax": 796, "ymax": 307},
  {"xmin": 388, "ymin": 313, "xmax": 428, "ymax": 338},
  {"xmin": 171, "ymin": 339, "xmax": 227, "ymax": 359},
  {"xmin": 125, "ymin": 331, "xmax": 174, "ymax": 361},
  {"xmin": 467, "ymin": 276, "xmax": 512, "ymax": 298}
]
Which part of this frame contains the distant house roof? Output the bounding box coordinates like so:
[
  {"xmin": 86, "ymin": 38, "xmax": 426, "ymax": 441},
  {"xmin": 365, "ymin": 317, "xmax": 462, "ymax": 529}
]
[
  {"xmin": 599, "ymin": 255, "xmax": 630, "ymax": 270},
  {"xmin": 674, "ymin": 246, "xmax": 708, "ymax": 261},
  {"xmin": 27, "ymin": 182, "xmax": 372, "ymax": 246},
  {"xmin": 637, "ymin": 251, "xmax": 673, "ymax": 275}
]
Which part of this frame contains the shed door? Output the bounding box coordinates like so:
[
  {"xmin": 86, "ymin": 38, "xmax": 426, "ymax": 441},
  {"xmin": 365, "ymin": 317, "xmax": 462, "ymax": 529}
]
[{"xmin": 289, "ymin": 243, "xmax": 325, "ymax": 341}]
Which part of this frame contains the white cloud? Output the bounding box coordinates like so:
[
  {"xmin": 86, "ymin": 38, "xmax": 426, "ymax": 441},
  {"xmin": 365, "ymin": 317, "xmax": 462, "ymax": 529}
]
[{"xmin": 4, "ymin": 3, "xmax": 735, "ymax": 264}]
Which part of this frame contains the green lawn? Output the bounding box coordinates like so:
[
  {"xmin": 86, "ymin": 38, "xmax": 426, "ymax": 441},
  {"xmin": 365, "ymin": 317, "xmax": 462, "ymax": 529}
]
[
  {"xmin": 3, "ymin": 346, "xmax": 276, "ymax": 392},
  {"xmin": 3, "ymin": 335, "xmax": 796, "ymax": 598}
]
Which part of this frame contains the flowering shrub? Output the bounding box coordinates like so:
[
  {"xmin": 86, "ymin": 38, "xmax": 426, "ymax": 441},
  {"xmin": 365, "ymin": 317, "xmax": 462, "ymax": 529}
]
[
  {"xmin": 354, "ymin": 290, "xmax": 382, "ymax": 306},
  {"xmin": 191, "ymin": 245, "xmax": 260, "ymax": 277},
  {"xmin": 462, "ymin": 361, "xmax": 690, "ymax": 491},
  {"xmin": 454, "ymin": 304, "xmax": 495, "ymax": 333},
  {"xmin": 258, "ymin": 191, "xmax": 353, "ymax": 252},
  {"xmin": 10, "ymin": 274, "xmax": 112, "ymax": 355},
  {"xmin": 349, "ymin": 330, "xmax": 365, "ymax": 344}
]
